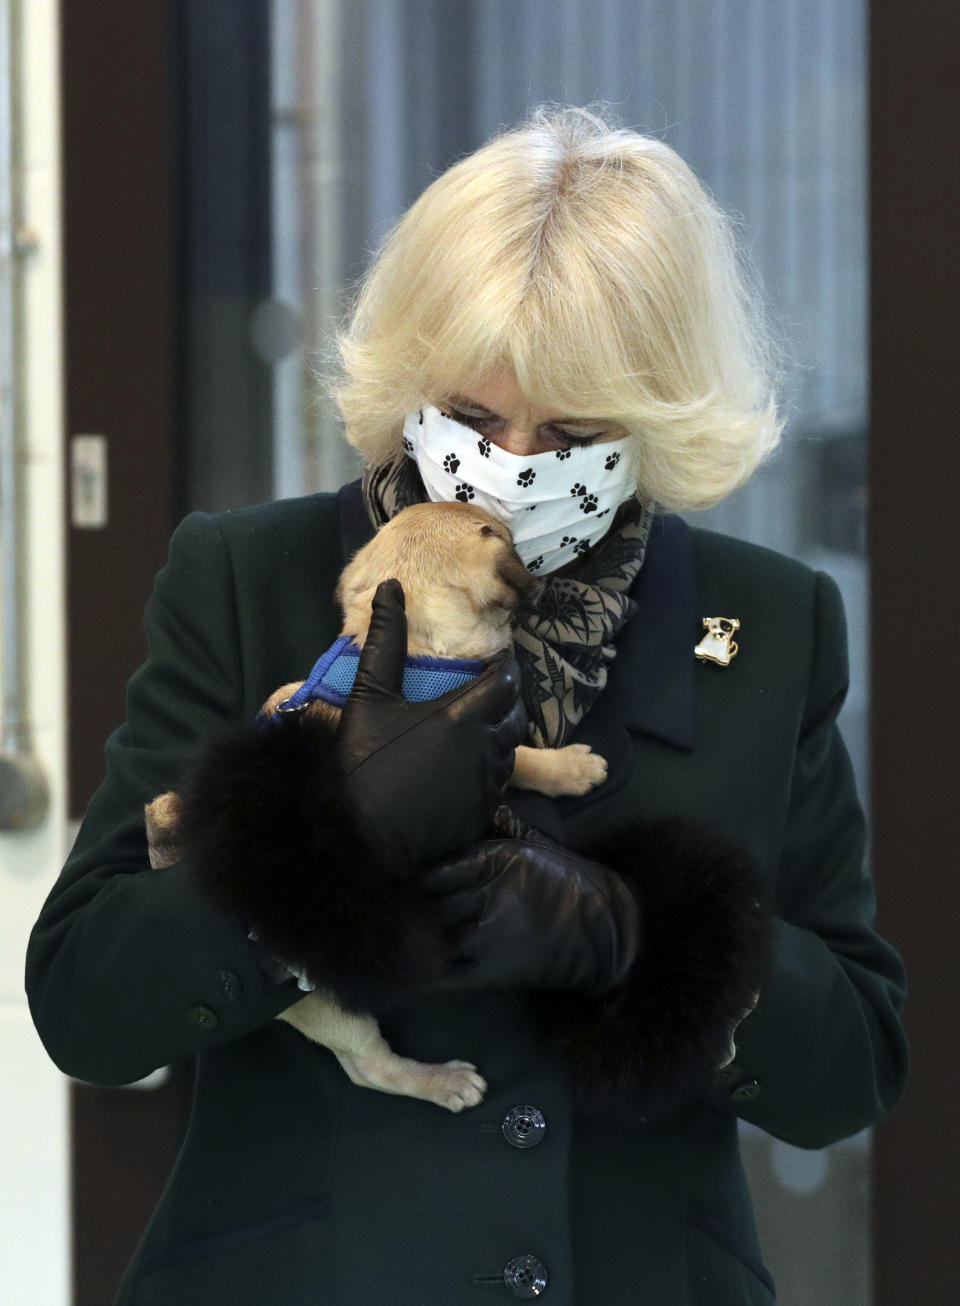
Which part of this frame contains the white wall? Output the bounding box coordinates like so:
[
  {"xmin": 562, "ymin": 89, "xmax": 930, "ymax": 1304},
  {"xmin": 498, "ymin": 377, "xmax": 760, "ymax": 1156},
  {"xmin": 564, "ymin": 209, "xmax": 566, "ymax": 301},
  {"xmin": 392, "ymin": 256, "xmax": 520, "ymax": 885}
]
[{"xmin": 0, "ymin": 0, "xmax": 71, "ymax": 1301}]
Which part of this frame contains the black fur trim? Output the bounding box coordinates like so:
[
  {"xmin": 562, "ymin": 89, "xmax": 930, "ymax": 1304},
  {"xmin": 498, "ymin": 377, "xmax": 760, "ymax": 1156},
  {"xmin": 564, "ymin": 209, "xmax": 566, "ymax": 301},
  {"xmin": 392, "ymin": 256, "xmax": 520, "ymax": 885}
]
[
  {"xmin": 525, "ymin": 819, "xmax": 769, "ymax": 1120},
  {"xmin": 177, "ymin": 712, "xmax": 452, "ymax": 1015}
]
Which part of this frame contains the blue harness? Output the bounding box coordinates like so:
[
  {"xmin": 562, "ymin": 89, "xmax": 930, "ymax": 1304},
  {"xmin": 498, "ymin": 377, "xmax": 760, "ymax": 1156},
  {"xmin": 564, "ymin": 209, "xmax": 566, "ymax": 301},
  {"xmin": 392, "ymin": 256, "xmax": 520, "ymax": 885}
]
[{"xmin": 274, "ymin": 635, "xmax": 485, "ymax": 713}]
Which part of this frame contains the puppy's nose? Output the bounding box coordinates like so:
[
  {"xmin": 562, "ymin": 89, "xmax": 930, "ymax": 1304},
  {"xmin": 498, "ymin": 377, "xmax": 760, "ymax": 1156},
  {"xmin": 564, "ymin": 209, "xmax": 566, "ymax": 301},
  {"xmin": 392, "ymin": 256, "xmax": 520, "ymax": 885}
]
[{"xmin": 497, "ymin": 550, "xmax": 537, "ymax": 599}]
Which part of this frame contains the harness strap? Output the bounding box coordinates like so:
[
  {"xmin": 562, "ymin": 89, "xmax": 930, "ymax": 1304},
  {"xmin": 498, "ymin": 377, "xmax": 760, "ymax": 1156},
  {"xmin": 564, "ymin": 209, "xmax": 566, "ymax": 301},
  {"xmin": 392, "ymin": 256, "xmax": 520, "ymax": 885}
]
[{"xmin": 275, "ymin": 637, "xmax": 485, "ymax": 713}]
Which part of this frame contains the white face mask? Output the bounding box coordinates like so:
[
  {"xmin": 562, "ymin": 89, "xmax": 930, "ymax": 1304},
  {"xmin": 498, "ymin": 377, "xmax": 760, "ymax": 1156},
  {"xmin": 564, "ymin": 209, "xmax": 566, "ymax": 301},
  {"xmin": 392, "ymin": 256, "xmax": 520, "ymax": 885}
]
[{"xmin": 403, "ymin": 405, "xmax": 638, "ymax": 573}]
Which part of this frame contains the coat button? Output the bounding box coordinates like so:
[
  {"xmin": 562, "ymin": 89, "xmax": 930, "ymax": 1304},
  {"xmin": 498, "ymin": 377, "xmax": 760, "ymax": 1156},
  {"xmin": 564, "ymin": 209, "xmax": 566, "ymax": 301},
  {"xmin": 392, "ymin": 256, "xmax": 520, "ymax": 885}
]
[
  {"xmin": 503, "ymin": 1254, "xmax": 548, "ymax": 1298},
  {"xmin": 214, "ymin": 969, "xmax": 242, "ymax": 1002},
  {"xmin": 187, "ymin": 1004, "xmax": 219, "ymax": 1030},
  {"xmin": 502, "ymin": 1106, "xmax": 547, "ymax": 1149},
  {"xmin": 731, "ymin": 1079, "xmax": 763, "ymax": 1103}
]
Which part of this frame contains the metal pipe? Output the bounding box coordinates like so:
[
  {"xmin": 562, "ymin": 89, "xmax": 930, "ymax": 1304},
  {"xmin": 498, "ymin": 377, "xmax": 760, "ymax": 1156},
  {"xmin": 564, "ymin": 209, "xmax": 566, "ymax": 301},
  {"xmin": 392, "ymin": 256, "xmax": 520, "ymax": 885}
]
[
  {"xmin": 0, "ymin": 0, "xmax": 21, "ymax": 756},
  {"xmin": 0, "ymin": 0, "xmax": 48, "ymax": 830}
]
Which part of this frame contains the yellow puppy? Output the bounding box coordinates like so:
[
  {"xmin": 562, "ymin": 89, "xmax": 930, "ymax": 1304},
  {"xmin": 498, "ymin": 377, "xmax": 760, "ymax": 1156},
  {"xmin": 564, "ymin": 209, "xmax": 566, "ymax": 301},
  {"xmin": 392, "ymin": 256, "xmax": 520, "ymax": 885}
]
[{"xmin": 146, "ymin": 502, "xmax": 607, "ymax": 1111}]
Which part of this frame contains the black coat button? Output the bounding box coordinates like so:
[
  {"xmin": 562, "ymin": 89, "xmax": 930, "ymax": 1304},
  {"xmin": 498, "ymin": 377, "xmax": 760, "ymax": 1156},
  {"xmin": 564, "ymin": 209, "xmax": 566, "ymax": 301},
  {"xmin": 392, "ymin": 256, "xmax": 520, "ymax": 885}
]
[
  {"xmin": 214, "ymin": 969, "xmax": 242, "ymax": 1002},
  {"xmin": 187, "ymin": 1004, "xmax": 219, "ymax": 1030},
  {"xmin": 503, "ymin": 1254, "xmax": 548, "ymax": 1298},
  {"xmin": 731, "ymin": 1079, "xmax": 763, "ymax": 1103},
  {"xmin": 502, "ymin": 1105, "xmax": 547, "ymax": 1149}
]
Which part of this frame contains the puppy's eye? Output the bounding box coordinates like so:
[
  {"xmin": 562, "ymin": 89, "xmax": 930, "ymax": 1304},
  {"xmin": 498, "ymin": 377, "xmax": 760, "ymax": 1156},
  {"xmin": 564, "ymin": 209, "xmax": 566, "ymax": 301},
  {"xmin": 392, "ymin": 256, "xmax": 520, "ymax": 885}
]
[{"xmin": 480, "ymin": 525, "xmax": 495, "ymax": 537}]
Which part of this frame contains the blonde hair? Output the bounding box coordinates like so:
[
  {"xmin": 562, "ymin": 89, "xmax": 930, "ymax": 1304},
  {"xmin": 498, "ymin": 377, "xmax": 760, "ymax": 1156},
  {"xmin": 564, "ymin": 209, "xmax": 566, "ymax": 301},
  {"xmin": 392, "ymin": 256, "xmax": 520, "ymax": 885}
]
[{"xmin": 333, "ymin": 106, "xmax": 782, "ymax": 511}]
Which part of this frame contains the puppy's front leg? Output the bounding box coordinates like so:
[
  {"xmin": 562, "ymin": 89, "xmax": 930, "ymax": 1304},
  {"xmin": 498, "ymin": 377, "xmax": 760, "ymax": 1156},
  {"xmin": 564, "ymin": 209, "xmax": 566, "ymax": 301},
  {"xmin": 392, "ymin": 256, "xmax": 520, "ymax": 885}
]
[
  {"xmin": 280, "ymin": 994, "xmax": 488, "ymax": 1113},
  {"xmin": 510, "ymin": 742, "xmax": 608, "ymax": 798}
]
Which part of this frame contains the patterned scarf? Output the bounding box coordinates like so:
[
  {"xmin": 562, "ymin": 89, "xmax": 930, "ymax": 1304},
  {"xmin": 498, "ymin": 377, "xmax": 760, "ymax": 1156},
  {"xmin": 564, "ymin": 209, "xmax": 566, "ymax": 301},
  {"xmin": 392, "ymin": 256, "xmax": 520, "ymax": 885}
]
[{"xmin": 362, "ymin": 454, "xmax": 654, "ymax": 747}]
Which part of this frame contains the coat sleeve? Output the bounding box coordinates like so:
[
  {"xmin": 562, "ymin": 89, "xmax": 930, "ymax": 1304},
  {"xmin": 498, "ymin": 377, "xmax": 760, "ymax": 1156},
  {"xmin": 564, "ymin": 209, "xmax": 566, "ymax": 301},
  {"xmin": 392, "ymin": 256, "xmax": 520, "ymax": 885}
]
[
  {"xmin": 703, "ymin": 569, "xmax": 908, "ymax": 1146},
  {"xmin": 24, "ymin": 512, "xmax": 303, "ymax": 1087}
]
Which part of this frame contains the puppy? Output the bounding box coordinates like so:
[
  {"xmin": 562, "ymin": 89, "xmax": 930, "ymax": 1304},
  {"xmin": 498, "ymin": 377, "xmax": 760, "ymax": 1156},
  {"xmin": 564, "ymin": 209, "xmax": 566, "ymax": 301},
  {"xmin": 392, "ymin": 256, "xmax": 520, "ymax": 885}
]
[{"xmin": 146, "ymin": 501, "xmax": 607, "ymax": 1111}]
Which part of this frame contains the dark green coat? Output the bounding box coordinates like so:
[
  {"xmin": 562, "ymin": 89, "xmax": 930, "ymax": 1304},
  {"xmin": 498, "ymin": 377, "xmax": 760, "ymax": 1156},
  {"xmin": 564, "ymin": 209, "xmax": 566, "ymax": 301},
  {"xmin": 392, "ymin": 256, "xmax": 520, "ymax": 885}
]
[{"xmin": 25, "ymin": 487, "xmax": 907, "ymax": 1305}]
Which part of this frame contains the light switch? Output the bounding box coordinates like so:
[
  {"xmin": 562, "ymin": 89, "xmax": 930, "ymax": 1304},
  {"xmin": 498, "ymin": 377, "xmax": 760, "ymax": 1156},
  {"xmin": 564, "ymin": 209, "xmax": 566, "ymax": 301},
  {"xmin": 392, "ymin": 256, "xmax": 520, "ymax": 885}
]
[{"xmin": 71, "ymin": 434, "xmax": 108, "ymax": 529}]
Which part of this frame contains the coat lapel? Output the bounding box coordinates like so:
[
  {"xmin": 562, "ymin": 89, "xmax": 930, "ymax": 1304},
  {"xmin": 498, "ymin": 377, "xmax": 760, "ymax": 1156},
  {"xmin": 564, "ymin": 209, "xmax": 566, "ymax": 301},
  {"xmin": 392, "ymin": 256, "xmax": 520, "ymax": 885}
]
[
  {"xmin": 338, "ymin": 480, "xmax": 376, "ymax": 560},
  {"xmin": 600, "ymin": 511, "xmax": 696, "ymax": 750},
  {"xmin": 538, "ymin": 512, "xmax": 696, "ymax": 830}
]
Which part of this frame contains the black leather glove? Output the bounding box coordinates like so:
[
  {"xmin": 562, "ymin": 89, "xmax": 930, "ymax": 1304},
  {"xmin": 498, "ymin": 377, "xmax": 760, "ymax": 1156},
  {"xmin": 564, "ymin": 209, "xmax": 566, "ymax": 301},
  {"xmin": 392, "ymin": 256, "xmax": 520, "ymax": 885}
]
[
  {"xmin": 417, "ymin": 820, "xmax": 642, "ymax": 996},
  {"xmin": 338, "ymin": 579, "xmax": 526, "ymax": 866}
]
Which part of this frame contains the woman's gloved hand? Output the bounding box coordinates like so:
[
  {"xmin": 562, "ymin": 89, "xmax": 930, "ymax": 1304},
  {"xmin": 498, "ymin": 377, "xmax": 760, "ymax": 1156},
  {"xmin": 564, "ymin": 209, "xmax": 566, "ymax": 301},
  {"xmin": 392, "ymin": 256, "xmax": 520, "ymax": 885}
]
[
  {"xmin": 417, "ymin": 822, "xmax": 642, "ymax": 996},
  {"xmin": 338, "ymin": 579, "xmax": 526, "ymax": 866}
]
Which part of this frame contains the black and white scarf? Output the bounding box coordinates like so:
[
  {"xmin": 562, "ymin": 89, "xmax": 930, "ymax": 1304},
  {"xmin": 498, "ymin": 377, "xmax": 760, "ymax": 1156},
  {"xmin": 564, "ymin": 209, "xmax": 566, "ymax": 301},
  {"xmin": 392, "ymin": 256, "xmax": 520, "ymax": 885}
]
[{"xmin": 361, "ymin": 454, "xmax": 654, "ymax": 748}]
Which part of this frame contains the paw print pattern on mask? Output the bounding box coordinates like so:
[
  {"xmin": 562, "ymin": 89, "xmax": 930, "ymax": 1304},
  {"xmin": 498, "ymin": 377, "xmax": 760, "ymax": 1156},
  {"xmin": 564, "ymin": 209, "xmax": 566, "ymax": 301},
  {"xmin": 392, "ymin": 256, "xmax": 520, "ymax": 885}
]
[
  {"xmin": 570, "ymin": 482, "xmax": 588, "ymax": 497},
  {"xmin": 478, "ymin": 438, "xmax": 492, "ymax": 458},
  {"xmin": 455, "ymin": 483, "xmax": 475, "ymax": 502},
  {"xmin": 573, "ymin": 539, "xmax": 591, "ymax": 557},
  {"xmin": 604, "ymin": 451, "xmax": 621, "ymax": 470},
  {"xmin": 517, "ymin": 468, "xmax": 536, "ymax": 488},
  {"xmin": 555, "ymin": 449, "xmax": 572, "ymax": 461},
  {"xmin": 443, "ymin": 453, "xmax": 460, "ymax": 474},
  {"xmin": 560, "ymin": 535, "xmax": 579, "ymax": 547},
  {"xmin": 579, "ymin": 493, "xmax": 599, "ymax": 514},
  {"xmin": 527, "ymin": 555, "xmax": 544, "ymax": 572},
  {"xmin": 402, "ymin": 436, "xmax": 414, "ymax": 454}
]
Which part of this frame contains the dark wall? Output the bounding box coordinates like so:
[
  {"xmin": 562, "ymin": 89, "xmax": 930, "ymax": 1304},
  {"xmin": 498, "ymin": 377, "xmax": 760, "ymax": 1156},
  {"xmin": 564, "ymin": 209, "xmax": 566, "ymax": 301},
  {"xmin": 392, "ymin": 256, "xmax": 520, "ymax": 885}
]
[
  {"xmin": 61, "ymin": 0, "xmax": 176, "ymax": 820},
  {"xmin": 60, "ymin": 4, "xmax": 193, "ymax": 1303},
  {"xmin": 870, "ymin": 2, "xmax": 960, "ymax": 1301}
]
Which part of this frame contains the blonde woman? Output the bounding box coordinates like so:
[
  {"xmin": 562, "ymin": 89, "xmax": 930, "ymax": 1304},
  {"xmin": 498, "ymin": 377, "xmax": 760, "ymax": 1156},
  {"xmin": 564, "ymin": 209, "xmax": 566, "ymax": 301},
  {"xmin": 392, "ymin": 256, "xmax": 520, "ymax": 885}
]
[{"xmin": 27, "ymin": 108, "xmax": 906, "ymax": 1305}]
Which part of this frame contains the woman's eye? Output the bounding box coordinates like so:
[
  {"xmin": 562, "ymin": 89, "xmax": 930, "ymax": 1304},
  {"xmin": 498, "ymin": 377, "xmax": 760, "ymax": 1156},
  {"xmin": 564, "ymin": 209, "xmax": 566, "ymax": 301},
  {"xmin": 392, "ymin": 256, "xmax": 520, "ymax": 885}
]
[
  {"xmin": 447, "ymin": 407, "xmax": 496, "ymax": 431},
  {"xmin": 443, "ymin": 407, "xmax": 606, "ymax": 450},
  {"xmin": 542, "ymin": 426, "xmax": 599, "ymax": 449}
]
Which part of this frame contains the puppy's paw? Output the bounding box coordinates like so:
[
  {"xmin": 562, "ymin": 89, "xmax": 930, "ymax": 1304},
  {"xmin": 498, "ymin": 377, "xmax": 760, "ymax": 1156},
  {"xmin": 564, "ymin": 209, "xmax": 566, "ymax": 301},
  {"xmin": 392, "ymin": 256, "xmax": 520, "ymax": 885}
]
[
  {"xmin": 335, "ymin": 1048, "xmax": 487, "ymax": 1112},
  {"xmin": 530, "ymin": 743, "xmax": 608, "ymax": 798},
  {"xmin": 377, "ymin": 1057, "xmax": 488, "ymax": 1113},
  {"xmin": 510, "ymin": 742, "xmax": 608, "ymax": 798},
  {"xmin": 557, "ymin": 743, "xmax": 608, "ymax": 796},
  {"xmin": 424, "ymin": 1060, "xmax": 488, "ymax": 1113}
]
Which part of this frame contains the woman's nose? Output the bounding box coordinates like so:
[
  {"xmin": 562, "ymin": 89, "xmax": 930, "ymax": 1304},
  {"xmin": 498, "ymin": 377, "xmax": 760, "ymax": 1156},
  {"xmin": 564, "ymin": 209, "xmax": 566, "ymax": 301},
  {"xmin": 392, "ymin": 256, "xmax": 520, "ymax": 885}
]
[{"xmin": 490, "ymin": 424, "xmax": 541, "ymax": 457}]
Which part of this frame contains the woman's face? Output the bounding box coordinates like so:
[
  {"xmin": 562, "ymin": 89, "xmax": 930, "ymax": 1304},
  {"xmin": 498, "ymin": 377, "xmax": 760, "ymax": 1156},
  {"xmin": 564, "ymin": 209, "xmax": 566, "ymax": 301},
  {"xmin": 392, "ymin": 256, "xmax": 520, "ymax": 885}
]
[{"xmin": 440, "ymin": 366, "xmax": 626, "ymax": 457}]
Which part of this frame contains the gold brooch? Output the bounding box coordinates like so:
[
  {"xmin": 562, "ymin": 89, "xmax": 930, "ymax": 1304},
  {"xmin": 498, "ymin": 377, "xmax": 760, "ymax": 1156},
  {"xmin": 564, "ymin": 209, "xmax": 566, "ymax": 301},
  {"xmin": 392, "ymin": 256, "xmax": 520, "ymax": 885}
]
[{"xmin": 694, "ymin": 617, "xmax": 740, "ymax": 667}]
